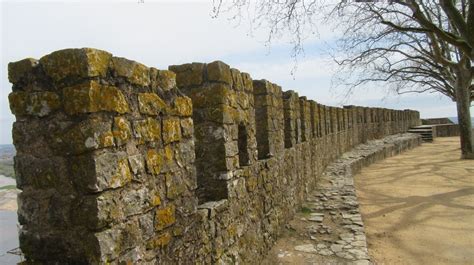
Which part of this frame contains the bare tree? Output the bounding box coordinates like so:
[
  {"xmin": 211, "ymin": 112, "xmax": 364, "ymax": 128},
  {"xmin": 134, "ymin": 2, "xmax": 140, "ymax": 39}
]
[{"xmin": 214, "ymin": 0, "xmax": 474, "ymax": 159}]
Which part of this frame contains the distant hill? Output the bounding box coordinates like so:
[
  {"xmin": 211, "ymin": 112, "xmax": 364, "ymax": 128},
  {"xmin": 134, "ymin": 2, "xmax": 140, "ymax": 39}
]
[
  {"xmin": 447, "ymin": 117, "xmax": 474, "ymax": 124},
  {"xmin": 0, "ymin": 145, "xmax": 15, "ymax": 179}
]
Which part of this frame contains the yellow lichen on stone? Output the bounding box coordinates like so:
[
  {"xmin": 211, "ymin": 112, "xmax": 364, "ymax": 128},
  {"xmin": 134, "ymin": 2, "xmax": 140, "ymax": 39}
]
[
  {"xmin": 110, "ymin": 158, "xmax": 133, "ymax": 188},
  {"xmin": 145, "ymin": 149, "xmax": 163, "ymax": 175},
  {"xmin": 162, "ymin": 118, "xmax": 181, "ymax": 144},
  {"xmin": 146, "ymin": 232, "xmax": 171, "ymax": 249},
  {"xmin": 112, "ymin": 117, "xmax": 132, "ymax": 146},
  {"xmin": 60, "ymin": 117, "xmax": 114, "ymax": 154},
  {"xmin": 173, "ymin": 96, "xmax": 193, "ymax": 117},
  {"xmin": 8, "ymin": 58, "xmax": 38, "ymax": 83},
  {"xmin": 151, "ymin": 193, "xmax": 161, "ymax": 207},
  {"xmin": 63, "ymin": 81, "xmax": 129, "ymax": 115},
  {"xmin": 133, "ymin": 118, "xmax": 161, "ymax": 144},
  {"xmin": 163, "ymin": 145, "xmax": 174, "ymax": 163},
  {"xmin": 110, "ymin": 57, "xmax": 150, "ymax": 87},
  {"xmin": 150, "ymin": 69, "xmax": 176, "ymax": 91},
  {"xmin": 138, "ymin": 93, "xmax": 168, "ymax": 115},
  {"xmin": 155, "ymin": 205, "xmax": 176, "ymax": 231},
  {"xmin": 39, "ymin": 48, "xmax": 112, "ymax": 82},
  {"xmin": 9, "ymin": 91, "xmax": 61, "ymax": 117}
]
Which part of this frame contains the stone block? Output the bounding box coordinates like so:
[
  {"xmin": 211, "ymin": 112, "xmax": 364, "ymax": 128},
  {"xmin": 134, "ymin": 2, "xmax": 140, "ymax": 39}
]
[
  {"xmin": 180, "ymin": 118, "xmax": 194, "ymax": 138},
  {"xmin": 71, "ymin": 151, "xmax": 132, "ymax": 193},
  {"xmin": 173, "ymin": 96, "xmax": 193, "ymax": 117},
  {"xmin": 112, "ymin": 116, "xmax": 132, "ymax": 146},
  {"xmin": 127, "ymin": 154, "xmax": 145, "ymax": 177},
  {"xmin": 188, "ymin": 83, "xmax": 233, "ymax": 110},
  {"xmin": 241, "ymin": 72, "xmax": 253, "ymax": 92},
  {"xmin": 58, "ymin": 117, "xmax": 114, "ymax": 155},
  {"xmin": 150, "ymin": 68, "xmax": 176, "ymax": 91},
  {"xmin": 165, "ymin": 171, "xmax": 187, "ymax": 199},
  {"xmin": 8, "ymin": 58, "xmax": 39, "ymax": 83},
  {"xmin": 63, "ymin": 81, "xmax": 129, "ymax": 115},
  {"xmin": 138, "ymin": 92, "xmax": 168, "ymax": 115},
  {"xmin": 71, "ymin": 190, "xmax": 123, "ymax": 229},
  {"xmin": 122, "ymin": 186, "xmax": 151, "ymax": 217},
  {"xmin": 39, "ymin": 48, "xmax": 112, "ymax": 82},
  {"xmin": 133, "ymin": 117, "xmax": 161, "ymax": 144},
  {"xmin": 9, "ymin": 91, "xmax": 61, "ymax": 117},
  {"xmin": 163, "ymin": 118, "xmax": 182, "ymax": 144},
  {"xmin": 14, "ymin": 155, "xmax": 72, "ymax": 192},
  {"xmin": 169, "ymin": 63, "xmax": 205, "ymax": 87},
  {"xmin": 207, "ymin": 61, "xmax": 232, "ymax": 84},
  {"xmin": 145, "ymin": 149, "xmax": 162, "ymax": 175},
  {"xmin": 110, "ymin": 57, "xmax": 150, "ymax": 87},
  {"xmin": 146, "ymin": 232, "xmax": 171, "ymax": 249},
  {"xmin": 155, "ymin": 205, "xmax": 176, "ymax": 231},
  {"xmin": 231, "ymin": 68, "xmax": 243, "ymax": 90}
]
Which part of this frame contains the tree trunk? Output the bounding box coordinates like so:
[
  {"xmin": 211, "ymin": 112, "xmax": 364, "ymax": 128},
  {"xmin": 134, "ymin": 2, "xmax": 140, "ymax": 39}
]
[{"xmin": 454, "ymin": 67, "xmax": 474, "ymax": 159}]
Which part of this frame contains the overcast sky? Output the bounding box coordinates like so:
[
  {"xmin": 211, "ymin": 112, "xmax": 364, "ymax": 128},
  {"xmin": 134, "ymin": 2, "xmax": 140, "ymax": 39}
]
[{"xmin": 0, "ymin": 0, "xmax": 468, "ymax": 144}]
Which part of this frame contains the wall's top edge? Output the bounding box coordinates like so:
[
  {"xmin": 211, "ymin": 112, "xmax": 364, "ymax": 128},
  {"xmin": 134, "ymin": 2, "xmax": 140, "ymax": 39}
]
[{"xmin": 8, "ymin": 47, "xmax": 418, "ymax": 114}]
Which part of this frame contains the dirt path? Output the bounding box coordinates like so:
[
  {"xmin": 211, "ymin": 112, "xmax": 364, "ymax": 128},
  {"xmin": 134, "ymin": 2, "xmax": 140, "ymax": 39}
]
[
  {"xmin": 262, "ymin": 134, "xmax": 420, "ymax": 265},
  {"xmin": 354, "ymin": 137, "xmax": 474, "ymax": 265}
]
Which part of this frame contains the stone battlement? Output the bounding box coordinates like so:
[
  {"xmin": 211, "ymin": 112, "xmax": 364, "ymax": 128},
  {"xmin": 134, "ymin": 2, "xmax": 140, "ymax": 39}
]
[{"xmin": 7, "ymin": 48, "xmax": 420, "ymax": 264}]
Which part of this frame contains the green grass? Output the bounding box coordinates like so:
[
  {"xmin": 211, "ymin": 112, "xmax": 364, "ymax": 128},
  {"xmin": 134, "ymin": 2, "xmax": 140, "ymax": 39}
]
[
  {"xmin": 0, "ymin": 185, "xmax": 16, "ymax": 190},
  {"xmin": 0, "ymin": 160, "xmax": 15, "ymax": 179}
]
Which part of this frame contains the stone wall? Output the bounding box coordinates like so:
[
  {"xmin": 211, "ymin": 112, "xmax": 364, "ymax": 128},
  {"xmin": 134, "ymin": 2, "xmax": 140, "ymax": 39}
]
[
  {"xmin": 422, "ymin": 117, "xmax": 454, "ymax": 125},
  {"xmin": 8, "ymin": 48, "xmax": 421, "ymax": 264},
  {"xmin": 432, "ymin": 124, "xmax": 460, "ymax": 137}
]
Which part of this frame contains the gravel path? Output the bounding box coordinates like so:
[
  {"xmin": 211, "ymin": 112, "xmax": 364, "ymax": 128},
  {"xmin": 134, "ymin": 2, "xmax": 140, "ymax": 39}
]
[{"xmin": 262, "ymin": 133, "xmax": 420, "ymax": 265}]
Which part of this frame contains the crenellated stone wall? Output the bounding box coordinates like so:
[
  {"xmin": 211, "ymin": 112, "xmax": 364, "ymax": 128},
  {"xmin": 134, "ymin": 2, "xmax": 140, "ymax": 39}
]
[{"xmin": 8, "ymin": 48, "xmax": 421, "ymax": 264}]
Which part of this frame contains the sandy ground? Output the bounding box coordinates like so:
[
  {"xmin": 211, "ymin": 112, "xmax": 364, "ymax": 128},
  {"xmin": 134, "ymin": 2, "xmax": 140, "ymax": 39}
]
[{"xmin": 354, "ymin": 137, "xmax": 474, "ymax": 265}]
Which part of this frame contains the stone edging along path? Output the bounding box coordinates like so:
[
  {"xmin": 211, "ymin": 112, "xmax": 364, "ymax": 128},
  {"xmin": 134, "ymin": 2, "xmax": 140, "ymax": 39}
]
[{"xmin": 262, "ymin": 133, "xmax": 421, "ymax": 265}]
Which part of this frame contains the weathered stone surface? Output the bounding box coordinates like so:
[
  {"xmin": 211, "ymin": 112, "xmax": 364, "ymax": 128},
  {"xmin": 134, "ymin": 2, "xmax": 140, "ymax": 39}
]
[
  {"xmin": 58, "ymin": 117, "xmax": 114, "ymax": 154},
  {"xmin": 138, "ymin": 93, "xmax": 168, "ymax": 115},
  {"xmin": 150, "ymin": 68, "xmax": 176, "ymax": 91},
  {"xmin": 146, "ymin": 232, "xmax": 172, "ymax": 249},
  {"xmin": 40, "ymin": 48, "xmax": 112, "ymax": 82},
  {"xmin": 173, "ymin": 96, "xmax": 193, "ymax": 117},
  {"xmin": 133, "ymin": 118, "xmax": 161, "ymax": 144},
  {"xmin": 63, "ymin": 81, "xmax": 129, "ymax": 114},
  {"xmin": 8, "ymin": 50, "xmax": 422, "ymax": 265},
  {"xmin": 145, "ymin": 149, "xmax": 164, "ymax": 175},
  {"xmin": 155, "ymin": 205, "xmax": 176, "ymax": 231},
  {"xmin": 207, "ymin": 61, "xmax": 232, "ymax": 84},
  {"xmin": 72, "ymin": 151, "xmax": 132, "ymax": 192},
  {"xmin": 8, "ymin": 58, "xmax": 39, "ymax": 83},
  {"xmin": 110, "ymin": 56, "xmax": 150, "ymax": 86},
  {"xmin": 9, "ymin": 91, "xmax": 61, "ymax": 117},
  {"xmin": 162, "ymin": 118, "xmax": 182, "ymax": 144},
  {"xmin": 112, "ymin": 116, "xmax": 132, "ymax": 146},
  {"xmin": 169, "ymin": 63, "xmax": 205, "ymax": 87}
]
